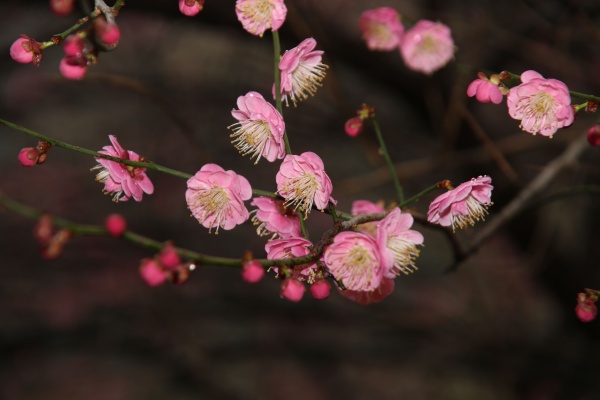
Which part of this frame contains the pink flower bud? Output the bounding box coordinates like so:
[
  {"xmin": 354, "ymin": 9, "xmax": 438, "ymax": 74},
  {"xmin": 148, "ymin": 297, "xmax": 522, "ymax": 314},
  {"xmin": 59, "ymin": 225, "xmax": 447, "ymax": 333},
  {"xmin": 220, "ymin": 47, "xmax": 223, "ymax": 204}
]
[
  {"xmin": 310, "ymin": 279, "xmax": 331, "ymax": 300},
  {"xmin": 59, "ymin": 57, "xmax": 87, "ymax": 80},
  {"xmin": 280, "ymin": 278, "xmax": 305, "ymax": 302},
  {"xmin": 179, "ymin": 0, "xmax": 204, "ymax": 16},
  {"xmin": 158, "ymin": 242, "xmax": 181, "ymax": 270},
  {"xmin": 34, "ymin": 213, "xmax": 54, "ymax": 246},
  {"xmin": 18, "ymin": 147, "xmax": 40, "ymax": 167},
  {"xmin": 586, "ymin": 125, "xmax": 600, "ymax": 147},
  {"xmin": 95, "ymin": 18, "xmax": 121, "ymax": 47},
  {"xmin": 104, "ymin": 213, "xmax": 127, "ymax": 237},
  {"xmin": 575, "ymin": 300, "xmax": 597, "ymax": 322},
  {"xmin": 344, "ymin": 117, "xmax": 364, "ymax": 137},
  {"xmin": 139, "ymin": 259, "xmax": 167, "ymax": 286},
  {"xmin": 241, "ymin": 260, "xmax": 265, "ymax": 283},
  {"xmin": 50, "ymin": 0, "xmax": 74, "ymax": 16},
  {"xmin": 63, "ymin": 34, "xmax": 85, "ymax": 57},
  {"xmin": 10, "ymin": 37, "xmax": 41, "ymax": 65}
]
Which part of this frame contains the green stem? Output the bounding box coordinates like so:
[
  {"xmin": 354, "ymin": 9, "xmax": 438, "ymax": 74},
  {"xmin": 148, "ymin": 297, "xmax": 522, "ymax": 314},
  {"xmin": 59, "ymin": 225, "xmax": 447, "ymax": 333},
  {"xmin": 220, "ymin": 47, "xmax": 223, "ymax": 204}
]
[
  {"xmin": 272, "ymin": 30, "xmax": 292, "ymax": 155},
  {"xmin": 370, "ymin": 115, "xmax": 404, "ymax": 203},
  {"xmin": 399, "ymin": 182, "xmax": 443, "ymax": 208}
]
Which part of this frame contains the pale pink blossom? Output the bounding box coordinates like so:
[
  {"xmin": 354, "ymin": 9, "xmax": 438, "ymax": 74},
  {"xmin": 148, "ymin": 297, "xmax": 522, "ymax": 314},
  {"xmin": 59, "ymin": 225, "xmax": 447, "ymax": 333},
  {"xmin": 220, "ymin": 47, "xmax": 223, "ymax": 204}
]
[
  {"xmin": 276, "ymin": 152, "xmax": 334, "ymax": 215},
  {"xmin": 399, "ymin": 20, "xmax": 454, "ymax": 75},
  {"xmin": 250, "ymin": 196, "xmax": 301, "ymax": 239},
  {"xmin": 265, "ymin": 237, "xmax": 317, "ymax": 281},
  {"xmin": 507, "ymin": 70, "xmax": 574, "ymax": 137},
  {"xmin": 467, "ymin": 72, "xmax": 506, "ymax": 104},
  {"xmin": 280, "ymin": 278, "xmax": 305, "ymax": 302},
  {"xmin": 359, "ymin": 7, "xmax": 404, "ymax": 51},
  {"xmin": 186, "ymin": 164, "xmax": 252, "ymax": 232},
  {"xmin": 230, "ymin": 91, "xmax": 286, "ymax": 163},
  {"xmin": 104, "ymin": 214, "xmax": 127, "ymax": 237},
  {"xmin": 179, "ymin": 0, "xmax": 204, "ymax": 16},
  {"xmin": 93, "ymin": 135, "xmax": 154, "ymax": 202},
  {"xmin": 340, "ymin": 277, "xmax": 395, "ymax": 305},
  {"xmin": 351, "ymin": 199, "xmax": 385, "ymax": 236},
  {"xmin": 427, "ymin": 176, "xmax": 493, "ymax": 231},
  {"xmin": 10, "ymin": 36, "xmax": 42, "ymax": 65},
  {"xmin": 242, "ymin": 259, "xmax": 265, "ymax": 283},
  {"xmin": 235, "ymin": 0, "xmax": 287, "ymax": 37},
  {"xmin": 323, "ymin": 231, "xmax": 383, "ymax": 292},
  {"xmin": 275, "ymin": 38, "xmax": 328, "ymax": 107},
  {"xmin": 310, "ymin": 279, "xmax": 331, "ymax": 300},
  {"xmin": 377, "ymin": 208, "xmax": 424, "ymax": 277}
]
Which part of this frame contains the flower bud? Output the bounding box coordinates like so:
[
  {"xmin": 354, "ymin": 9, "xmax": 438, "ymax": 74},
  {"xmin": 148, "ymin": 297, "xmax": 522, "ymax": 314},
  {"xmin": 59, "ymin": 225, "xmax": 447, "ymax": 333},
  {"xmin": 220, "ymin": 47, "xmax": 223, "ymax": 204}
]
[
  {"xmin": 309, "ymin": 279, "xmax": 331, "ymax": 300},
  {"xmin": 158, "ymin": 242, "xmax": 181, "ymax": 270},
  {"xmin": 59, "ymin": 56, "xmax": 88, "ymax": 80},
  {"xmin": 139, "ymin": 258, "xmax": 167, "ymax": 286},
  {"xmin": 63, "ymin": 34, "xmax": 85, "ymax": 57},
  {"xmin": 344, "ymin": 117, "xmax": 364, "ymax": 137},
  {"xmin": 50, "ymin": 0, "xmax": 75, "ymax": 16},
  {"xmin": 95, "ymin": 18, "xmax": 121, "ymax": 48},
  {"xmin": 104, "ymin": 213, "xmax": 127, "ymax": 237},
  {"xmin": 10, "ymin": 36, "xmax": 42, "ymax": 65},
  {"xmin": 241, "ymin": 260, "xmax": 265, "ymax": 283},
  {"xmin": 586, "ymin": 125, "xmax": 600, "ymax": 147},
  {"xmin": 575, "ymin": 300, "xmax": 597, "ymax": 323},
  {"xmin": 18, "ymin": 147, "xmax": 40, "ymax": 167},
  {"xmin": 280, "ymin": 278, "xmax": 305, "ymax": 302}
]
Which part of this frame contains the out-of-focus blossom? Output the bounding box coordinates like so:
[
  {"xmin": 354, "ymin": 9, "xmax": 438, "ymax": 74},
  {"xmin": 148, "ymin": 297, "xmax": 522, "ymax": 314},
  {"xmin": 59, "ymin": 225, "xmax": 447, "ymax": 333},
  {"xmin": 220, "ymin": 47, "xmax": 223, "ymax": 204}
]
[
  {"xmin": 359, "ymin": 7, "xmax": 404, "ymax": 51},
  {"xmin": 276, "ymin": 152, "xmax": 334, "ymax": 215},
  {"xmin": 158, "ymin": 242, "xmax": 181, "ymax": 270},
  {"xmin": 95, "ymin": 18, "xmax": 121, "ymax": 48},
  {"xmin": 186, "ymin": 164, "xmax": 252, "ymax": 232},
  {"xmin": 179, "ymin": 0, "xmax": 204, "ymax": 16},
  {"xmin": 50, "ymin": 0, "xmax": 75, "ymax": 16},
  {"xmin": 344, "ymin": 117, "xmax": 364, "ymax": 137},
  {"xmin": 230, "ymin": 91, "xmax": 286, "ymax": 163},
  {"xmin": 351, "ymin": 199, "xmax": 385, "ymax": 236},
  {"xmin": 139, "ymin": 259, "xmax": 167, "ymax": 286},
  {"xmin": 310, "ymin": 279, "xmax": 331, "ymax": 300},
  {"xmin": 507, "ymin": 70, "xmax": 574, "ymax": 137},
  {"xmin": 104, "ymin": 213, "xmax": 127, "ymax": 237},
  {"xmin": 235, "ymin": 0, "xmax": 287, "ymax": 37},
  {"xmin": 576, "ymin": 290, "xmax": 599, "ymax": 323},
  {"xmin": 250, "ymin": 196, "xmax": 301, "ymax": 239},
  {"xmin": 10, "ymin": 36, "xmax": 42, "ymax": 65},
  {"xmin": 427, "ymin": 176, "xmax": 493, "ymax": 231},
  {"xmin": 276, "ymin": 38, "xmax": 327, "ymax": 106},
  {"xmin": 467, "ymin": 72, "xmax": 507, "ymax": 104},
  {"xmin": 339, "ymin": 277, "xmax": 395, "ymax": 305},
  {"xmin": 242, "ymin": 259, "xmax": 265, "ymax": 283},
  {"xmin": 93, "ymin": 135, "xmax": 154, "ymax": 202},
  {"xmin": 59, "ymin": 56, "xmax": 88, "ymax": 80},
  {"xmin": 323, "ymin": 231, "xmax": 383, "ymax": 292},
  {"xmin": 377, "ymin": 208, "xmax": 423, "ymax": 277},
  {"xmin": 265, "ymin": 237, "xmax": 317, "ymax": 281},
  {"xmin": 280, "ymin": 278, "xmax": 305, "ymax": 302},
  {"xmin": 587, "ymin": 125, "xmax": 600, "ymax": 147},
  {"xmin": 399, "ymin": 20, "xmax": 454, "ymax": 75},
  {"xmin": 41, "ymin": 229, "xmax": 72, "ymax": 260}
]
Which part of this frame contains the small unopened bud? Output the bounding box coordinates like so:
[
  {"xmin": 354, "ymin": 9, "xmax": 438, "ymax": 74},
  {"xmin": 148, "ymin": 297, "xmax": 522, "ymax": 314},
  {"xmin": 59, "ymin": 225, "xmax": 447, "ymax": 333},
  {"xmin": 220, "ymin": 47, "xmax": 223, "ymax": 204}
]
[
  {"xmin": 59, "ymin": 57, "xmax": 88, "ymax": 80},
  {"xmin": 95, "ymin": 18, "xmax": 121, "ymax": 48},
  {"xmin": 576, "ymin": 300, "xmax": 597, "ymax": 323},
  {"xmin": 280, "ymin": 278, "xmax": 305, "ymax": 302},
  {"xmin": 63, "ymin": 34, "xmax": 85, "ymax": 57},
  {"xmin": 586, "ymin": 125, "xmax": 600, "ymax": 147},
  {"xmin": 158, "ymin": 242, "xmax": 181, "ymax": 270},
  {"xmin": 179, "ymin": 0, "xmax": 204, "ymax": 16},
  {"xmin": 241, "ymin": 260, "xmax": 265, "ymax": 283},
  {"xmin": 344, "ymin": 117, "xmax": 364, "ymax": 137},
  {"xmin": 139, "ymin": 258, "xmax": 167, "ymax": 286},
  {"xmin": 10, "ymin": 36, "xmax": 42, "ymax": 65},
  {"xmin": 18, "ymin": 147, "xmax": 40, "ymax": 167},
  {"xmin": 310, "ymin": 279, "xmax": 331, "ymax": 300},
  {"xmin": 104, "ymin": 213, "xmax": 127, "ymax": 237}
]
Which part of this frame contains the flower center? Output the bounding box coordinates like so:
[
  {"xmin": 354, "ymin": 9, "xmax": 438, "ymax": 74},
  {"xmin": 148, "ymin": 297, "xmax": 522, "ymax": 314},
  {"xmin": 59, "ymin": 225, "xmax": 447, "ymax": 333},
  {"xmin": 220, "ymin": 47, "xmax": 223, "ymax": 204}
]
[
  {"xmin": 193, "ymin": 186, "xmax": 230, "ymax": 233},
  {"xmin": 387, "ymin": 237, "xmax": 420, "ymax": 275},
  {"xmin": 341, "ymin": 245, "xmax": 376, "ymax": 288},
  {"xmin": 281, "ymin": 172, "xmax": 318, "ymax": 214},
  {"xmin": 230, "ymin": 120, "xmax": 271, "ymax": 164},
  {"xmin": 451, "ymin": 196, "xmax": 490, "ymax": 231},
  {"xmin": 238, "ymin": 0, "xmax": 275, "ymax": 33}
]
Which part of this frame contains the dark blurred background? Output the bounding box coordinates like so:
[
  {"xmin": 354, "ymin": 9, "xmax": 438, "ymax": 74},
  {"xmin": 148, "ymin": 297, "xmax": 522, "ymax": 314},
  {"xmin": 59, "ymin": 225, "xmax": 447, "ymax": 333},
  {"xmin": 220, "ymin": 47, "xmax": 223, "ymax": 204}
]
[{"xmin": 2, "ymin": 0, "xmax": 600, "ymax": 399}]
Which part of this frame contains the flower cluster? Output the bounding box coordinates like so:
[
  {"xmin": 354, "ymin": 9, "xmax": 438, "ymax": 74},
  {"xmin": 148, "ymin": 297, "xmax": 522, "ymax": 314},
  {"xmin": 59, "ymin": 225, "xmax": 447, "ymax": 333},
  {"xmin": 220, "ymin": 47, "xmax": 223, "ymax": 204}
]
[{"xmin": 359, "ymin": 7, "xmax": 455, "ymax": 75}]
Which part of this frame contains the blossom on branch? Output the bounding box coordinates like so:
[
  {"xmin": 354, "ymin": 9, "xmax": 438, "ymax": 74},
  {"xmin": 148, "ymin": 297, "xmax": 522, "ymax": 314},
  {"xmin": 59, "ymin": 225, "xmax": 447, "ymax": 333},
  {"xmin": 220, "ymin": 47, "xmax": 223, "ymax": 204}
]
[
  {"xmin": 399, "ymin": 20, "xmax": 455, "ymax": 75},
  {"xmin": 250, "ymin": 196, "xmax": 301, "ymax": 239},
  {"xmin": 359, "ymin": 7, "xmax": 404, "ymax": 51},
  {"xmin": 10, "ymin": 36, "xmax": 42, "ymax": 65},
  {"xmin": 186, "ymin": 164, "xmax": 252, "ymax": 232},
  {"xmin": 276, "ymin": 38, "xmax": 328, "ymax": 107},
  {"xmin": 427, "ymin": 176, "xmax": 493, "ymax": 231},
  {"xmin": 276, "ymin": 152, "xmax": 334, "ymax": 215},
  {"xmin": 507, "ymin": 70, "xmax": 574, "ymax": 137},
  {"xmin": 93, "ymin": 135, "xmax": 154, "ymax": 202},
  {"xmin": 265, "ymin": 237, "xmax": 317, "ymax": 281},
  {"xmin": 377, "ymin": 208, "xmax": 424, "ymax": 277},
  {"xmin": 467, "ymin": 72, "xmax": 507, "ymax": 104},
  {"xmin": 230, "ymin": 91, "xmax": 286, "ymax": 163},
  {"xmin": 235, "ymin": 0, "xmax": 287, "ymax": 37}
]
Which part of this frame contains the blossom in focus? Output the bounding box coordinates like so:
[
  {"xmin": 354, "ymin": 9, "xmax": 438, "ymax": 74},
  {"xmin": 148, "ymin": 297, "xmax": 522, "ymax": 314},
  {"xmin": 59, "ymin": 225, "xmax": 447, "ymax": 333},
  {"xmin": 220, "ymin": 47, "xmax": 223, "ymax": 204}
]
[
  {"xmin": 280, "ymin": 278, "xmax": 305, "ymax": 302},
  {"xmin": 339, "ymin": 277, "xmax": 395, "ymax": 305},
  {"xmin": 250, "ymin": 196, "xmax": 301, "ymax": 239},
  {"xmin": 359, "ymin": 7, "xmax": 404, "ymax": 51},
  {"xmin": 351, "ymin": 199, "xmax": 385, "ymax": 236},
  {"xmin": 427, "ymin": 176, "xmax": 493, "ymax": 231},
  {"xmin": 93, "ymin": 135, "xmax": 154, "ymax": 202},
  {"xmin": 235, "ymin": 0, "xmax": 287, "ymax": 37},
  {"xmin": 265, "ymin": 237, "xmax": 317, "ymax": 281},
  {"xmin": 186, "ymin": 164, "xmax": 252, "ymax": 232},
  {"xmin": 276, "ymin": 152, "xmax": 334, "ymax": 215},
  {"xmin": 377, "ymin": 208, "xmax": 423, "ymax": 277},
  {"xmin": 276, "ymin": 38, "xmax": 328, "ymax": 107},
  {"xmin": 230, "ymin": 91, "xmax": 286, "ymax": 163},
  {"xmin": 179, "ymin": 0, "xmax": 204, "ymax": 16},
  {"xmin": 10, "ymin": 36, "xmax": 42, "ymax": 65},
  {"xmin": 467, "ymin": 72, "xmax": 507, "ymax": 104},
  {"xmin": 507, "ymin": 70, "xmax": 574, "ymax": 137},
  {"xmin": 323, "ymin": 231, "xmax": 383, "ymax": 292},
  {"xmin": 399, "ymin": 20, "xmax": 454, "ymax": 75}
]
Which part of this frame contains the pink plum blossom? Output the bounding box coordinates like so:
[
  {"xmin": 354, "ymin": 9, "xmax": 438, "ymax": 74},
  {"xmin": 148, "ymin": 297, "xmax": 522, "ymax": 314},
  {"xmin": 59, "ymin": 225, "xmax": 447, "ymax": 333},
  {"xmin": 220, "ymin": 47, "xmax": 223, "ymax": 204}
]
[
  {"xmin": 265, "ymin": 237, "xmax": 317, "ymax": 281},
  {"xmin": 359, "ymin": 7, "xmax": 405, "ymax": 51},
  {"xmin": 179, "ymin": 0, "xmax": 204, "ymax": 16},
  {"xmin": 250, "ymin": 196, "xmax": 301, "ymax": 239},
  {"xmin": 507, "ymin": 70, "xmax": 574, "ymax": 137},
  {"xmin": 351, "ymin": 199, "xmax": 385, "ymax": 236},
  {"xmin": 235, "ymin": 0, "xmax": 287, "ymax": 37},
  {"xmin": 467, "ymin": 72, "xmax": 506, "ymax": 104},
  {"xmin": 10, "ymin": 36, "xmax": 42, "ymax": 65},
  {"xmin": 242, "ymin": 259, "xmax": 265, "ymax": 283},
  {"xmin": 93, "ymin": 135, "xmax": 154, "ymax": 202},
  {"xmin": 399, "ymin": 20, "xmax": 455, "ymax": 75},
  {"xmin": 340, "ymin": 277, "xmax": 395, "ymax": 305},
  {"xmin": 104, "ymin": 214, "xmax": 127, "ymax": 237},
  {"xmin": 427, "ymin": 176, "xmax": 493, "ymax": 231},
  {"xmin": 376, "ymin": 208, "xmax": 424, "ymax": 277},
  {"xmin": 323, "ymin": 231, "xmax": 383, "ymax": 292},
  {"xmin": 280, "ymin": 278, "xmax": 305, "ymax": 302},
  {"xmin": 230, "ymin": 91, "xmax": 286, "ymax": 163},
  {"xmin": 275, "ymin": 38, "xmax": 328, "ymax": 107},
  {"xmin": 186, "ymin": 164, "xmax": 252, "ymax": 232},
  {"xmin": 276, "ymin": 152, "xmax": 334, "ymax": 215}
]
